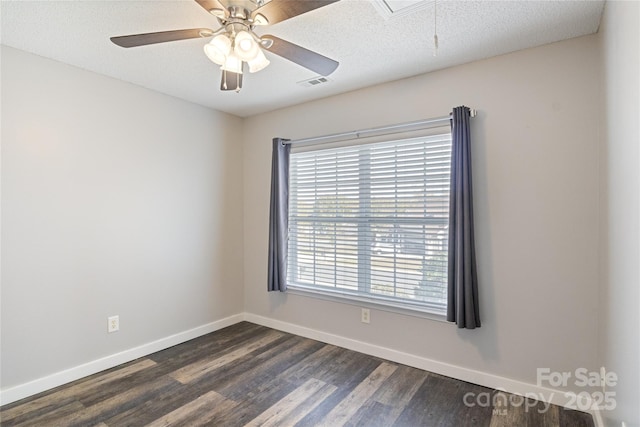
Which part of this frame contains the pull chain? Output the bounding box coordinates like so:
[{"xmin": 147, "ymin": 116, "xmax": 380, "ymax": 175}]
[{"xmin": 433, "ymin": 0, "xmax": 439, "ymax": 57}]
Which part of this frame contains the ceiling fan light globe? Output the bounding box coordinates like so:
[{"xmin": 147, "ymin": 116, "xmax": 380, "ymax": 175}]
[
  {"xmin": 204, "ymin": 45, "xmax": 225, "ymax": 65},
  {"xmin": 238, "ymin": 38, "xmax": 253, "ymax": 52},
  {"xmin": 204, "ymin": 34, "xmax": 231, "ymax": 65},
  {"xmin": 221, "ymin": 53, "xmax": 243, "ymax": 74},
  {"xmin": 234, "ymin": 31, "xmax": 260, "ymax": 61},
  {"xmin": 248, "ymin": 49, "xmax": 270, "ymax": 73}
]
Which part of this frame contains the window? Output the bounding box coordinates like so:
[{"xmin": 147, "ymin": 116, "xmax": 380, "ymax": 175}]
[{"xmin": 287, "ymin": 132, "xmax": 451, "ymax": 315}]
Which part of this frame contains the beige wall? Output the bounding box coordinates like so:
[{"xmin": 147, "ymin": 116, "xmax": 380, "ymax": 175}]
[
  {"xmin": 243, "ymin": 35, "xmax": 601, "ymax": 391},
  {"xmin": 1, "ymin": 46, "xmax": 245, "ymax": 388},
  {"xmin": 599, "ymin": 2, "xmax": 640, "ymax": 426}
]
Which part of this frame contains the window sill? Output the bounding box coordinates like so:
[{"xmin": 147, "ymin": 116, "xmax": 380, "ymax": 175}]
[{"xmin": 286, "ymin": 284, "xmax": 449, "ymax": 323}]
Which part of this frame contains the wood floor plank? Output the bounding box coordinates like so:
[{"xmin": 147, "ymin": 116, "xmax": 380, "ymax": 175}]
[
  {"xmin": 527, "ymin": 401, "xmax": 559, "ymax": 426},
  {"xmin": 145, "ymin": 390, "xmax": 232, "ymax": 427},
  {"xmin": 147, "ymin": 322, "xmax": 266, "ymax": 367},
  {"xmin": 244, "ymin": 378, "xmax": 337, "ymax": 427},
  {"xmin": 168, "ymin": 329, "xmax": 285, "ymax": 384},
  {"xmin": 10, "ymin": 400, "xmax": 85, "ymax": 427},
  {"xmin": 269, "ymin": 380, "xmax": 339, "ymax": 427},
  {"xmin": 394, "ymin": 372, "xmax": 494, "ymax": 427},
  {"xmin": 319, "ymin": 362, "xmax": 398, "ymax": 426},
  {"xmin": 100, "ymin": 377, "xmax": 200, "ymax": 426},
  {"xmin": 489, "ymin": 391, "xmax": 527, "ymax": 427},
  {"xmin": 76, "ymin": 364, "xmax": 169, "ymax": 408},
  {"xmin": 558, "ymin": 407, "xmax": 595, "ymax": 427},
  {"xmin": 215, "ymin": 336, "xmax": 324, "ymax": 400},
  {"xmin": 527, "ymin": 399, "xmax": 559, "ymax": 427},
  {"xmin": 372, "ymin": 365, "xmax": 428, "ymax": 406},
  {"xmin": 171, "ymin": 394, "xmax": 239, "ymax": 426},
  {"xmin": 344, "ymin": 400, "xmax": 396, "ymax": 427},
  {"xmin": 489, "ymin": 391, "xmax": 560, "ymax": 427},
  {"xmin": 0, "ymin": 358, "xmax": 155, "ymax": 423},
  {"xmin": 45, "ymin": 376, "xmax": 178, "ymax": 427},
  {"xmin": 67, "ymin": 358, "xmax": 157, "ymax": 395},
  {"xmin": 289, "ymin": 344, "xmax": 384, "ymax": 392},
  {"xmin": 295, "ymin": 353, "xmax": 397, "ymax": 426},
  {"xmin": 277, "ymin": 344, "xmax": 344, "ymax": 385},
  {"xmin": 163, "ymin": 339, "xmax": 311, "ymax": 427},
  {"xmin": 191, "ymin": 378, "xmax": 299, "ymax": 427},
  {"xmin": 1, "ymin": 396, "xmax": 79, "ymax": 427},
  {"xmin": 347, "ymin": 365, "xmax": 428, "ymax": 426}
]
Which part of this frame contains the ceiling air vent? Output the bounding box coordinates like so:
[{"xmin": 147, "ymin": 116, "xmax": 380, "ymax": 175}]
[
  {"xmin": 297, "ymin": 76, "xmax": 331, "ymax": 88},
  {"xmin": 373, "ymin": 0, "xmax": 434, "ymax": 19}
]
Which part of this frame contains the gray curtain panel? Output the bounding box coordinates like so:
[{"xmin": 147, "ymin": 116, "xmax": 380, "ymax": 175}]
[
  {"xmin": 267, "ymin": 138, "xmax": 291, "ymax": 292},
  {"xmin": 447, "ymin": 106, "xmax": 481, "ymax": 329}
]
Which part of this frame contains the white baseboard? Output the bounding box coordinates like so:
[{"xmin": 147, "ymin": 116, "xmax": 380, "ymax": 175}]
[
  {"xmin": 243, "ymin": 313, "xmax": 604, "ymax": 427},
  {"xmin": 0, "ymin": 313, "xmax": 244, "ymax": 406},
  {"xmin": 591, "ymin": 406, "xmax": 604, "ymax": 427}
]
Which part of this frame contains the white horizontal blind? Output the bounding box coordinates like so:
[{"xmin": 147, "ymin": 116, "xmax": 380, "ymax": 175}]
[{"xmin": 287, "ymin": 133, "xmax": 451, "ymax": 314}]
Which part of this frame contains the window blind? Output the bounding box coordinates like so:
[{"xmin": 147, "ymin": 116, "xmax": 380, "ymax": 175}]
[{"xmin": 287, "ymin": 133, "xmax": 451, "ymax": 314}]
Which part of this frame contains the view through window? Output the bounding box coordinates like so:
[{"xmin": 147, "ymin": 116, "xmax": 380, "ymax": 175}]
[{"xmin": 287, "ymin": 132, "xmax": 451, "ymax": 314}]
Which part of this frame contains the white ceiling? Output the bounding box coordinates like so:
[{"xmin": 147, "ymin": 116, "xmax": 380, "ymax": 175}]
[{"xmin": 1, "ymin": 0, "xmax": 604, "ymax": 117}]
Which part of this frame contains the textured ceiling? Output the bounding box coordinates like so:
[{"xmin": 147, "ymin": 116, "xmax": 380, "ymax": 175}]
[{"xmin": 1, "ymin": 0, "xmax": 604, "ymax": 117}]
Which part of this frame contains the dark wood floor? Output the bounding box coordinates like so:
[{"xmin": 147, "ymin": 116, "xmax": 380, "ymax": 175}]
[{"xmin": 1, "ymin": 322, "xmax": 594, "ymax": 427}]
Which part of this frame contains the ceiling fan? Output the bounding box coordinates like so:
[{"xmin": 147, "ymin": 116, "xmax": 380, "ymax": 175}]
[{"xmin": 110, "ymin": 0, "xmax": 340, "ymax": 92}]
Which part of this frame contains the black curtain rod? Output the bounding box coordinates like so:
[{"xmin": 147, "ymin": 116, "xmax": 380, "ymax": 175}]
[{"xmin": 283, "ymin": 109, "xmax": 476, "ymax": 146}]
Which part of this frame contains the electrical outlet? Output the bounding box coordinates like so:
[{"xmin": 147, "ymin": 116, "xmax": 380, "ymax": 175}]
[
  {"xmin": 108, "ymin": 315, "xmax": 119, "ymax": 333},
  {"xmin": 361, "ymin": 308, "xmax": 370, "ymax": 324}
]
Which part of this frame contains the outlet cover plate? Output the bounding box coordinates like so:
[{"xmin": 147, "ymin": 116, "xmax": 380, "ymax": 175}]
[
  {"xmin": 108, "ymin": 315, "xmax": 119, "ymax": 333},
  {"xmin": 361, "ymin": 308, "xmax": 370, "ymax": 324}
]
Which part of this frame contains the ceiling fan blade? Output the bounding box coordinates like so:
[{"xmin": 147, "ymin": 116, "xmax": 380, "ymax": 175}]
[
  {"xmin": 252, "ymin": 0, "xmax": 339, "ymax": 25},
  {"xmin": 194, "ymin": 0, "xmax": 226, "ymax": 16},
  {"xmin": 263, "ymin": 35, "xmax": 338, "ymax": 76},
  {"xmin": 110, "ymin": 29, "xmax": 213, "ymax": 48}
]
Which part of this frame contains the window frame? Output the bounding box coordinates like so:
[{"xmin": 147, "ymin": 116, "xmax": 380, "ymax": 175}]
[{"xmin": 286, "ymin": 130, "xmax": 452, "ymax": 319}]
